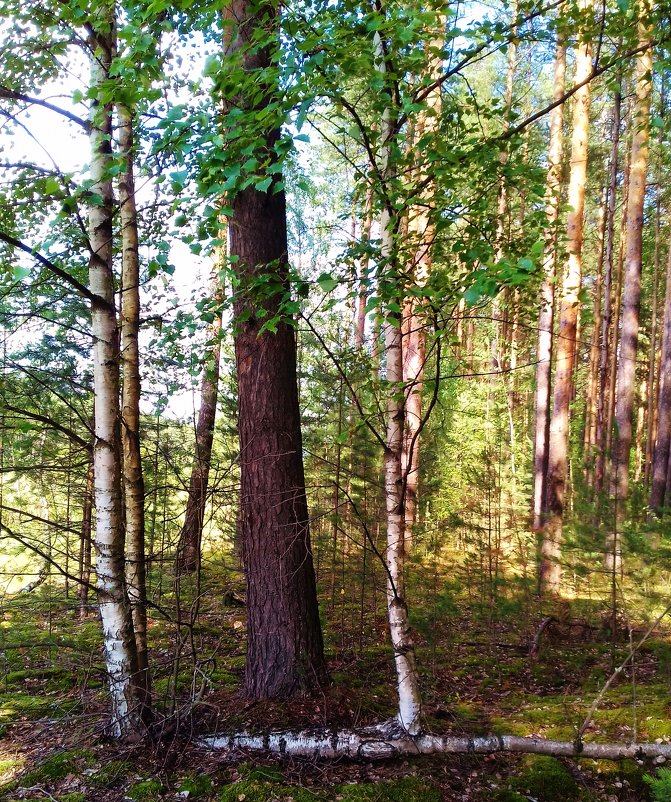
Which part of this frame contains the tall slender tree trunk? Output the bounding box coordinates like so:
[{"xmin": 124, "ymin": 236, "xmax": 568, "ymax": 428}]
[
  {"xmin": 645, "ymin": 173, "xmax": 663, "ymax": 485},
  {"xmin": 594, "ymin": 84, "xmax": 622, "ymax": 497},
  {"xmin": 118, "ymin": 102, "xmax": 150, "ymax": 705},
  {"xmin": 584, "ymin": 192, "xmax": 607, "ymax": 489},
  {"xmin": 608, "ymin": 16, "xmax": 653, "ymax": 564},
  {"xmin": 532, "ymin": 33, "xmax": 566, "ymax": 531},
  {"xmin": 88, "ymin": 16, "xmax": 146, "ymax": 740},
  {"xmin": 400, "ymin": 17, "xmax": 444, "ymax": 545},
  {"xmin": 224, "ymin": 0, "xmax": 324, "ymax": 698},
  {"xmin": 375, "ymin": 26, "xmax": 422, "ymax": 736},
  {"xmin": 539, "ymin": 6, "xmax": 592, "ymax": 595},
  {"xmin": 176, "ymin": 266, "xmax": 223, "ymax": 574},
  {"xmin": 650, "ymin": 234, "xmax": 671, "ymax": 515}
]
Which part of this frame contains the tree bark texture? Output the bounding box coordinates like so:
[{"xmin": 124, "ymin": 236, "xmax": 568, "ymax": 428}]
[
  {"xmin": 608, "ymin": 18, "xmax": 652, "ymax": 548},
  {"xmin": 201, "ymin": 728, "xmax": 671, "ymax": 762},
  {"xmin": 88, "ymin": 18, "xmax": 146, "ymax": 740},
  {"xmin": 226, "ymin": 0, "xmax": 324, "ymax": 699},
  {"xmin": 539, "ymin": 10, "xmax": 592, "ymax": 595},
  {"xmin": 118, "ymin": 102, "xmax": 150, "ymax": 704},
  {"xmin": 532, "ymin": 33, "xmax": 566, "ymax": 531}
]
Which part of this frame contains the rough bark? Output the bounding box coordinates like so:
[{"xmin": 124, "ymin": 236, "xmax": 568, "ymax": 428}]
[
  {"xmin": 608, "ymin": 18, "xmax": 652, "ymax": 562},
  {"xmin": 118, "ymin": 102, "xmax": 150, "ymax": 704},
  {"xmin": 539, "ymin": 8, "xmax": 592, "ymax": 595},
  {"xmin": 88, "ymin": 16, "xmax": 146, "ymax": 741},
  {"xmin": 532, "ymin": 33, "xmax": 566, "ymax": 531},
  {"xmin": 226, "ymin": 0, "xmax": 324, "ymax": 698}
]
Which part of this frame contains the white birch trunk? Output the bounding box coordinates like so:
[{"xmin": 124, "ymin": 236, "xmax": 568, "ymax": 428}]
[
  {"xmin": 118, "ymin": 102, "xmax": 150, "ymax": 704},
  {"xmin": 375, "ymin": 29, "xmax": 422, "ymax": 737},
  {"xmin": 200, "ymin": 727, "xmax": 671, "ymax": 762},
  {"xmin": 88, "ymin": 19, "xmax": 145, "ymax": 742}
]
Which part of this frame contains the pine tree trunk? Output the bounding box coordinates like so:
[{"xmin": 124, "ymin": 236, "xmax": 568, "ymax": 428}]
[
  {"xmin": 225, "ymin": 0, "xmax": 325, "ymax": 698},
  {"xmin": 88, "ymin": 17, "xmax": 146, "ymax": 740},
  {"xmin": 608, "ymin": 18, "xmax": 653, "ymax": 563},
  {"xmin": 584, "ymin": 192, "xmax": 606, "ymax": 490},
  {"xmin": 400, "ymin": 15, "xmax": 444, "ymax": 544},
  {"xmin": 176, "ymin": 266, "xmax": 223, "ymax": 574},
  {"xmin": 532, "ymin": 33, "xmax": 566, "ymax": 531},
  {"xmin": 539, "ymin": 8, "xmax": 592, "ymax": 595},
  {"xmin": 594, "ymin": 85, "xmax": 622, "ymax": 497},
  {"xmin": 118, "ymin": 102, "xmax": 150, "ymax": 705},
  {"xmin": 650, "ymin": 234, "xmax": 671, "ymax": 515}
]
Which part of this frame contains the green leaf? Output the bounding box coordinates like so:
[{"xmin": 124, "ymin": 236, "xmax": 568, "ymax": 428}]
[
  {"xmin": 317, "ymin": 272, "xmax": 338, "ymax": 293},
  {"xmin": 13, "ymin": 265, "xmax": 30, "ymax": 281}
]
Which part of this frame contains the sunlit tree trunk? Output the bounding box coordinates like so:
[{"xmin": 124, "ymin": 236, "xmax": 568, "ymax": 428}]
[
  {"xmin": 608, "ymin": 16, "xmax": 653, "ymax": 566},
  {"xmin": 532, "ymin": 33, "xmax": 566, "ymax": 531},
  {"xmin": 400, "ymin": 16, "xmax": 444, "ymax": 545},
  {"xmin": 539, "ymin": 6, "xmax": 592, "ymax": 595},
  {"xmin": 88, "ymin": 16, "xmax": 146, "ymax": 740},
  {"xmin": 118, "ymin": 102, "xmax": 150, "ymax": 705}
]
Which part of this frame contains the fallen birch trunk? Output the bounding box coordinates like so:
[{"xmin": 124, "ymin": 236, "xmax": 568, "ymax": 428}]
[{"xmin": 199, "ymin": 723, "xmax": 671, "ymax": 762}]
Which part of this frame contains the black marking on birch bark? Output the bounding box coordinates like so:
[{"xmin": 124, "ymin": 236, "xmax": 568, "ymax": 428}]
[
  {"xmin": 279, "ymin": 736, "xmax": 287, "ymax": 754},
  {"xmin": 330, "ymin": 732, "xmax": 339, "ymax": 751},
  {"xmin": 263, "ymin": 733, "xmax": 270, "ymax": 750},
  {"xmin": 497, "ymin": 735, "xmax": 505, "ymax": 752},
  {"xmin": 467, "ymin": 738, "xmax": 475, "ymax": 752},
  {"xmin": 574, "ymin": 738, "xmax": 583, "ymax": 755}
]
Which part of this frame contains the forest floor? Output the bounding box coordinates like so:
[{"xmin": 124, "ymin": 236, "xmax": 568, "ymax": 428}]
[{"xmin": 1, "ymin": 567, "xmax": 671, "ymax": 802}]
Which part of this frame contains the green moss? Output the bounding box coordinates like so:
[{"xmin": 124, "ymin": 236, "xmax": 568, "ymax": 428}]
[
  {"xmin": 209, "ymin": 670, "xmax": 238, "ymax": 686},
  {"xmin": 127, "ymin": 779, "xmax": 163, "ymax": 801},
  {"xmin": 20, "ymin": 750, "xmax": 94, "ymax": 788},
  {"xmin": 177, "ymin": 773, "xmax": 214, "ymax": 799},
  {"xmin": 218, "ymin": 779, "xmax": 323, "ymax": 802},
  {"xmin": 0, "ymin": 692, "xmax": 79, "ymax": 722},
  {"xmin": 334, "ymin": 777, "xmax": 441, "ymax": 802},
  {"xmin": 58, "ymin": 793, "xmax": 87, "ymax": 802},
  {"xmin": 87, "ymin": 759, "xmax": 129, "ymax": 788},
  {"xmin": 512, "ymin": 756, "xmax": 580, "ymax": 802}
]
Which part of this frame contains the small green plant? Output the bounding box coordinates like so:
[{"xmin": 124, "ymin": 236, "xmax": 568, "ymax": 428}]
[
  {"xmin": 644, "ymin": 767, "xmax": 671, "ymax": 802},
  {"xmin": 127, "ymin": 778, "xmax": 163, "ymax": 801},
  {"xmin": 177, "ymin": 773, "xmax": 213, "ymax": 799}
]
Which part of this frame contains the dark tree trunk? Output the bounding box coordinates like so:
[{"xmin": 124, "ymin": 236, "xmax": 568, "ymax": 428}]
[
  {"xmin": 177, "ymin": 272, "xmax": 222, "ymax": 574},
  {"xmin": 232, "ymin": 183, "xmax": 325, "ymax": 696},
  {"xmin": 225, "ymin": 0, "xmax": 325, "ymax": 698}
]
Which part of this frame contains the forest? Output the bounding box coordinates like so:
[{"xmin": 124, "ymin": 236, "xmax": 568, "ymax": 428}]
[{"xmin": 1, "ymin": 0, "xmax": 671, "ymax": 799}]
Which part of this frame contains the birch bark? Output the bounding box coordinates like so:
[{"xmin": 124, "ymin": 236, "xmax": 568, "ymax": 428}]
[{"xmin": 88, "ymin": 16, "xmax": 146, "ymax": 740}]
